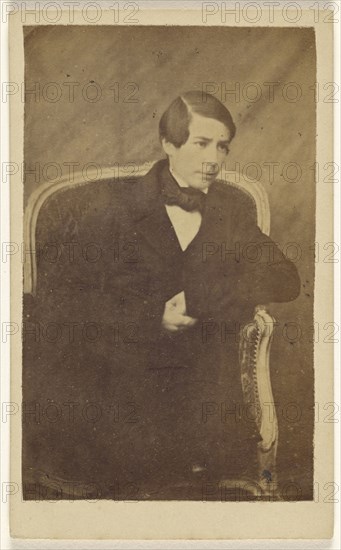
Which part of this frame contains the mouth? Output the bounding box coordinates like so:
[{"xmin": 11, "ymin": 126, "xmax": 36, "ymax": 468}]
[{"xmin": 201, "ymin": 172, "xmax": 219, "ymax": 178}]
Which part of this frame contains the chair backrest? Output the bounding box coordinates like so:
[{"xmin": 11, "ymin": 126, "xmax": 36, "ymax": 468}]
[{"xmin": 24, "ymin": 161, "xmax": 270, "ymax": 295}]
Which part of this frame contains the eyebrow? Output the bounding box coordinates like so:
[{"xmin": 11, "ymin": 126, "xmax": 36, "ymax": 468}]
[{"xmin": 193, "ymin": 136, "xmax": 230, "ymax": 145}]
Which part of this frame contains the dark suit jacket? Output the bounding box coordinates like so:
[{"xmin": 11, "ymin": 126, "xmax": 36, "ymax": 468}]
[
  {"xmin": 104, "ymin": 158, "xmax": 300, "ymax": 328},
  {"xmin": 24, "ymin": 158, "xmax": 301, "ymax": 496}
]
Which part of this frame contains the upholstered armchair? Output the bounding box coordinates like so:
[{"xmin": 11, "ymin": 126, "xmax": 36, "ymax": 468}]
[{"xmin": 23, "ymin": 162, "xmax": 278, "ymax": 500}]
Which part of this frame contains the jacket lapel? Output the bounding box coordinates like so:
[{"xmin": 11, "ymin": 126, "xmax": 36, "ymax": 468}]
[
  {"xmin": 185, "ymin": 179, "xmax": 234, "ymax": 262},
  {"xmin": 131, "ymin": 159, "xmax": 183, "ymax": 263}
]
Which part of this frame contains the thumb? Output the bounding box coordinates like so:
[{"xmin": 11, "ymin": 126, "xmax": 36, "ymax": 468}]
[{"xmin": 181, "ymin": 315, "xmax": 198, "ymax": 327}]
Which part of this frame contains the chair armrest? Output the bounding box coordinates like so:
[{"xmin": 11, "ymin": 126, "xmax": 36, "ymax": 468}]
[
  {"xmin": 239, "ymin": 305, "xmax": 279, "ymax": 496},
  {"xmin": 239, "ymin": 305, "xmax": 277, "ymax": 450}
]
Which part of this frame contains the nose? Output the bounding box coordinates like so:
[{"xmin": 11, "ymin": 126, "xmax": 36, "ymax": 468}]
[{"xmin": 203, "ymin": 144, "xmax": 219, "ymax": 172}]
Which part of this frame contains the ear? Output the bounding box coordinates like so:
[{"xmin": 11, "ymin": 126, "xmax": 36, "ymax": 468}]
[{"xmin": 161, "ymin": 138, "xmax": 176, "ymax": 158}]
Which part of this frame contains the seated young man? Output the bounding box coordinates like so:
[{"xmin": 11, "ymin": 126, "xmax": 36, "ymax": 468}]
[{"xmin": 25, "ymin": 91, "xmax": 300, "ymax": 499}]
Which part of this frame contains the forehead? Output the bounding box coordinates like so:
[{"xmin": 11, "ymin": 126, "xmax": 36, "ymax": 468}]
[{"xmin": 188, "ymin": 112, "xmax": 230, "ymax": 141}]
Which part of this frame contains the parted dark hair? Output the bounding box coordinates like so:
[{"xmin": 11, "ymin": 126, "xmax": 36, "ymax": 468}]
[{"xmin": 159, "ymin": 91, "xmax": 236, "ymax": 148}]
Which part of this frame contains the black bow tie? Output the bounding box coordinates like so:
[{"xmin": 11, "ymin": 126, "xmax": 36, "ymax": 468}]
[{"xmin": 162, "ymin": 171, "xmax": 207, "ymax": 213}]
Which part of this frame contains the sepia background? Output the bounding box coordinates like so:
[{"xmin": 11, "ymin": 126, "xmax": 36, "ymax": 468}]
[{"xmin": 23, "ymin": 26, "xmax": 316, "ymax": 499}]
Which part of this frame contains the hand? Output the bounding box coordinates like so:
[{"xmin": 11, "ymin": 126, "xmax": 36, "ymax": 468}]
[{"xmin": 161, "ymin": 291, "xmax": 197, "ymax": 333}]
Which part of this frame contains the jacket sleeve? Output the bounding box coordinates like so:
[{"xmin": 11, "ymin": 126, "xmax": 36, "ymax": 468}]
[
  {"xmin": 232, "ymin": 197, "xmax": 301, "ymax": 306},
  {"xmin": 184, "ymin": 194, "xmax": 301, "ymax": 321}
]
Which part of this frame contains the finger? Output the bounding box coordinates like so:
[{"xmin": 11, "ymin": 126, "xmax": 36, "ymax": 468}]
[
  {"xmin": 179, "ymin": 316, "xmax": 197, "ymax": 327},
  {"xmin": 163, "ymin": 323, "xmax": 179, "ymax": 332}
]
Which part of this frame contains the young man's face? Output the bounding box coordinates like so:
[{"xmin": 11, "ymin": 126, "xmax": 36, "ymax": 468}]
[{"xmin": 162, "ymin": 112, "xmax": 231, "ymax": 190}]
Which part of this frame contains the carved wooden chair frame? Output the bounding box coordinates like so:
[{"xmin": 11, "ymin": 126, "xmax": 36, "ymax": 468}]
[{"xmin": 24, "ymin": 162, "xmax": 278, "ymax": 500}]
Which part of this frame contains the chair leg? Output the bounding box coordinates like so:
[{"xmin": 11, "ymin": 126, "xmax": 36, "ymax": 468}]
[{"xmin": 257, "ymin": 441, "xmax": 281, "ymax": 500}]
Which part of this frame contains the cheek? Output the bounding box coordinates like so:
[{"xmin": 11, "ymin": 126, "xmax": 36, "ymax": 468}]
[{"xmin": 180, "ymin": 153, "xmax": 197, "ymax": 169}]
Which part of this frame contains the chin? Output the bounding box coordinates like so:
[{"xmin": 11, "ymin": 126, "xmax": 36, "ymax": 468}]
[
  {"xmin": 198, "ymin": 175, "xmax": 217, "ymax": 187},
  {"xmin": 188, "ymin": 182, "xmax": 212, "ymax": 192},
  {"xmin": 189, "ymin": 180, "xmax": 208, "ymax": 190}
]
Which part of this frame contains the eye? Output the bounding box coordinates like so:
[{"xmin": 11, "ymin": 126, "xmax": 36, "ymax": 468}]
[
  {"xmin": 218, "ymin": 143, "xmax": 229, "ymax": 154},
  {"xmin": 194, "ymin": 141, "xmax": 207, "ymax": 149}
]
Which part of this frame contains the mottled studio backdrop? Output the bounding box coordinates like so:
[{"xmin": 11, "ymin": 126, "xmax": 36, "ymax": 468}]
[{"xmin": 24, "ymin": 26, "xmax": 316, "ymax": 498}]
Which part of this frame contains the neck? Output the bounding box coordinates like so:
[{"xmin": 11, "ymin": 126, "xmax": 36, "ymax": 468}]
[
  {"xmin": 169, "ymin": 163, "xmax": 209, "ymax": 195},
  {"xmin": 169, "ymin": 165, "xmax": 189, "ymax": 188}
]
